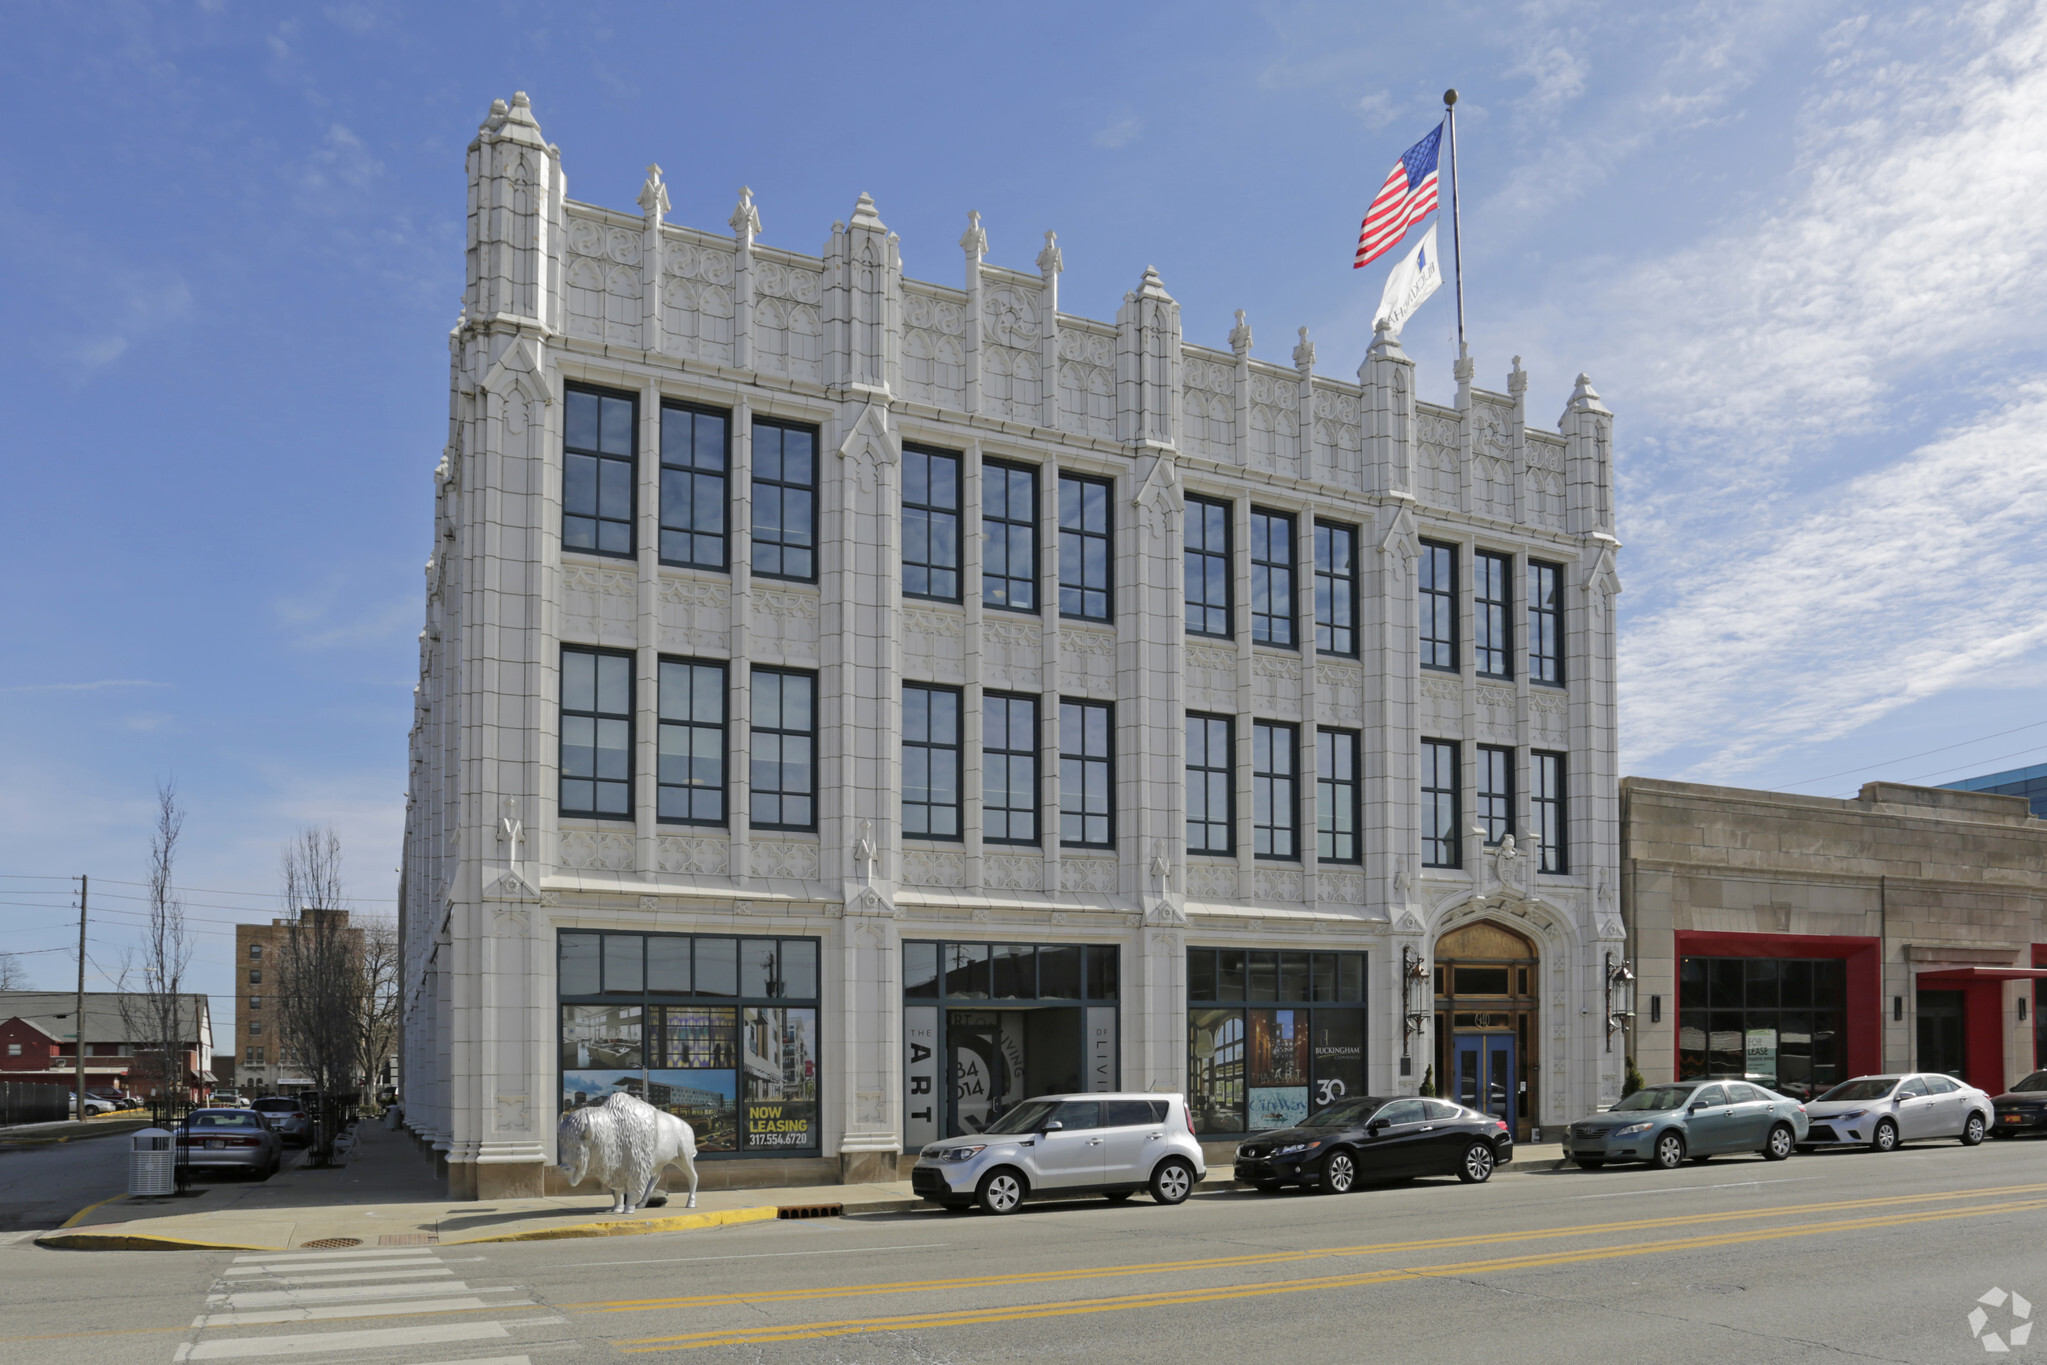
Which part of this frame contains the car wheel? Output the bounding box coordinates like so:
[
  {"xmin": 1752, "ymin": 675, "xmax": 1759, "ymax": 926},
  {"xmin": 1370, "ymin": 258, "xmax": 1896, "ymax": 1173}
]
[
  {"xmin": 1573, "ymin": 1158, "xmax": 1606, "ymax": 1170},
  {"xmin": 1151, "ymin": 1158, "xmax": 1196, "ymax": 1206},
  {"xmin": 1871, "ymin": 1119, "xmax": 1899, "ymax": 1153},
  {"xmin": 1104, "ymin": 1190, "xmax": 1134, "ymax": 1202},
  {"xmin": 1457, "ymin": 1142, "xmax": 1496, "ymax": 1184},
  {"xmin": 976, "ymin": 1168, "xmax": 1026, "ymax": 1215},
  {"xmin": 1653, "ymin": 1132, "xmax": 1687, "ymax": 1170},
  {"xmin": 1316, "ymin": 1149, "xmax": 1356, "ymax": 1195},
  {"xmin": 1961, "ymin": 1113, "xmax": 1987, "ymax": 1147},
  {"xmin": 1763, "ymin": 1124, "xmax": 1795, "ymax": 1162}
]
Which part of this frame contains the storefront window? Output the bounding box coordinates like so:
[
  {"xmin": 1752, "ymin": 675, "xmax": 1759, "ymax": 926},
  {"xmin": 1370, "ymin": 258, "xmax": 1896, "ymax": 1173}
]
[
  {"xmin": 902, "ymin": 940, "xmax": 1119, "ymax": 1147},
  {"xmin": 558, "ymin": 930, "xmax": 820, "ymax": 1155},
  {"xmin": 1186, "ymin": 948, "xmax": 1366, "ymax": 1135},
  {"xmin": 1677, "ymin": 955, "xmax": 1846, "ymax": 1100}
]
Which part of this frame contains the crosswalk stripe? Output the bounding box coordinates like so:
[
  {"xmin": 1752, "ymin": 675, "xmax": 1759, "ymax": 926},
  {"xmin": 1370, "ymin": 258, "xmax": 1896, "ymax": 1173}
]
[
  {"xmin": 175, "ymin": 1320, "xmax": 511, "ymax": 1360},
  {"xmin": 208, "ymin": 1281, "xmax": 504, "ymax": 1310},
  {"xmin": 225, "ymin": 1255, "xmax": 439, "ymax": 1275},
  {"xmin": 230, "ymin": 1248, "xmax": 436, "ymax": 1264},
  {"xmin": 194, "ymin": 1297, "xmax": 528, "ymax": 1329},
  {"xmin": 257, "ymin": 1268, "xmax": 457, "ymax": 1287}
]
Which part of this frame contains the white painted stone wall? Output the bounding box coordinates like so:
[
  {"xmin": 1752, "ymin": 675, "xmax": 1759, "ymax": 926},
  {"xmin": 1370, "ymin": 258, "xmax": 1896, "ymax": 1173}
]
[{"xmin": 399, "ymin": 92, "xmax": 1625, "ymax": 1194}]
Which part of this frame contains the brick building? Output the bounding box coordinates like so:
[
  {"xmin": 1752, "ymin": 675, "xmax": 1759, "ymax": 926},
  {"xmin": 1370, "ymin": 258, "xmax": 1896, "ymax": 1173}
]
[{"xmin": 0, "ymin": 991, "xmax": 214, "ymax": 1100}]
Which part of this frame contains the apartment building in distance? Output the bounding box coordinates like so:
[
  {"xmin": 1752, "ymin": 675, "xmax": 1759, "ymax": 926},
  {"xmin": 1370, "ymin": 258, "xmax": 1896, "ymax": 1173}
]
[{"xmin": 399, "ymin": 92, "xmax": 1624, "ymax": 1198}]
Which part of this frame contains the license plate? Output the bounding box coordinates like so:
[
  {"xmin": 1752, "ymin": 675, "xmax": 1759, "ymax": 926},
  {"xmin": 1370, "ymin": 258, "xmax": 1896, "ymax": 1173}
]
[
  {"xmin": 2002, "ymin": 1115, "xmax": 2023, "ymax": 1123},
  {"xmin": 205, "ymin": 1139, "xmax": 224, "ymax": 1149}
]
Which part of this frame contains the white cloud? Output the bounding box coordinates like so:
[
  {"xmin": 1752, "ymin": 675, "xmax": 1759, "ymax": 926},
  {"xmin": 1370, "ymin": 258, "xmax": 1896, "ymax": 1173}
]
[
  {"xmin": 1356, "ymin": 90, "xmax": 1399, "ymax": 128},
  {"xmin": 69, "ymin": 274, "xmax": 194, "ymax": 374},
  {"xmin": 1092, "ymin": 115, "xmax": 1141, "ymax": 150}
]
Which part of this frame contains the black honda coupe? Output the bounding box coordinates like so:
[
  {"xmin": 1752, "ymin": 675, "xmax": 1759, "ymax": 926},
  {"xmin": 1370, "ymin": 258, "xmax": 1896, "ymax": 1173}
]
[{"xmin": 1233, "ymin": 1095, "xmax": 1514, "ymax": 1193}]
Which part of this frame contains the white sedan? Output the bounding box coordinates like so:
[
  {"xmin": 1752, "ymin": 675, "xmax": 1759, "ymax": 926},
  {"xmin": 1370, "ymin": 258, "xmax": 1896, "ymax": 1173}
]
[{"xmin": 1801, "ymin": 1073, "xmax": 1993, "ymax": 1151}]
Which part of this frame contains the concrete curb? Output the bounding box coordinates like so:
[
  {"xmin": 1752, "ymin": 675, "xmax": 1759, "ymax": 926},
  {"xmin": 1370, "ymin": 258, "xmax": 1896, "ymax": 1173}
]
[
  {"xmin": 35, "ymin": 1229, "xmax": 287, "ymax": 1252},
  {"xmin": 445, "ymin": 1204, "xmax": 780, "ymax": 1243}
]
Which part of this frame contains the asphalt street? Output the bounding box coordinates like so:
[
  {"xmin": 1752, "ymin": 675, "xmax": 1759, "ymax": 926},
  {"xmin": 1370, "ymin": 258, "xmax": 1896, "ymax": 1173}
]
[
  {"xmin": 0, "ymin": 1130, "xmax": 137, "ymax": 1233},
  {"xmin": 3, "ymin": 1136, "xmax": 2042, "ymax": 1365}
]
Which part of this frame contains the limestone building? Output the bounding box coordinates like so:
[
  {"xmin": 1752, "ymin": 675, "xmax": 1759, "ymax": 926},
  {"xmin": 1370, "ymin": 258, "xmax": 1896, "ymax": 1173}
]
[
  {"xmin": 1622, "ymin": 778, "xmax": 2047, "ymax": 1100},
  {"xmin": 399, "ymin": 92, "xmax": 1626, "ymax": 1198}
]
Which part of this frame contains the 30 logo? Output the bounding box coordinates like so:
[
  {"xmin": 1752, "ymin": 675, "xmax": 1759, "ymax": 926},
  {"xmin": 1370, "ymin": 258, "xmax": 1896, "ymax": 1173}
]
[{"xmin": 1969, "ymin": 1287, "xmax": 2033, "ymax": 1354}]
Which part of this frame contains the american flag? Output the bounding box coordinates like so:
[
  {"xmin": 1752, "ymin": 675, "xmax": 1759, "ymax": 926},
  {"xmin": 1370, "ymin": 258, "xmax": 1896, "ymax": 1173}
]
[{"xmin": 1353, "ymin": 123, "xmax": 1443, "ymax": 269}]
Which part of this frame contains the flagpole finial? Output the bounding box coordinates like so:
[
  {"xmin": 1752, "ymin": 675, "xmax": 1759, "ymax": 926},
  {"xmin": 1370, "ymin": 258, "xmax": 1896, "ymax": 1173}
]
[{"xmin": 1443, "ymin": 88, "xmax": 1458, "ymax": 107}]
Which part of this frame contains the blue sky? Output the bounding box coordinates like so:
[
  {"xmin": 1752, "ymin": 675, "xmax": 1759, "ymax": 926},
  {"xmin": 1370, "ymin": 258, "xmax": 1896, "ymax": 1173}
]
[{"xmin": 5, "ymin": 2, "xmax": 2045, "ymax": 1021}]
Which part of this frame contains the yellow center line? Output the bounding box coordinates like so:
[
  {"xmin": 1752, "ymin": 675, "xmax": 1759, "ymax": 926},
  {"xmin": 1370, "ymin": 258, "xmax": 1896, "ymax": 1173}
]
[
  {"xmin": 566, "ymin": 1179, "xmax": 2047, "ymax": 1314},
  {"xmin": 615, "ymin": 1195, "xmax": 2047, "ymax": 1352}
]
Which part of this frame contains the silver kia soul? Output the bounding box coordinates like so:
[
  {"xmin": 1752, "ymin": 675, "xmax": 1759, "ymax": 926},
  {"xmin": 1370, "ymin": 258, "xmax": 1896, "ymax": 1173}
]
[{"xmin": 911, "ymin": 1093, "xmax": 1207, "ymax": 1214}]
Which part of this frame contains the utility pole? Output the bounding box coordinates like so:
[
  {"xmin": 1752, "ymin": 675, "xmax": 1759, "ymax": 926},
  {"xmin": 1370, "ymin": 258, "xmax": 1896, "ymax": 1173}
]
[{"xmin": 74, "ymin": 875, "xmax": 88, "ymax": 1119}]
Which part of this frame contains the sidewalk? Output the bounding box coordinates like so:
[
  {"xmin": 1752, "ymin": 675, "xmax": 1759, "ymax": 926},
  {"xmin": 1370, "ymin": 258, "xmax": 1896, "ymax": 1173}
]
[{"xmin": 35, "ymin": 1121, "xmax": 1570, "ymax": 1252}]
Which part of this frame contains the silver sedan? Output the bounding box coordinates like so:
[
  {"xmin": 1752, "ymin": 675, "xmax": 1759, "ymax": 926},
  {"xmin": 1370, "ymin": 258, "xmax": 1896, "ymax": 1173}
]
[{"xmin": 179, "ymin": 1108, "xmax": 284, "ymax": 1178}]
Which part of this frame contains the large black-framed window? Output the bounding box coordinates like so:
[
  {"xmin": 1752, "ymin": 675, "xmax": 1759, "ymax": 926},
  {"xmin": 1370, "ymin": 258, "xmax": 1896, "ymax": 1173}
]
[
  {"xmin": 1317, "ymin": 728, "xmax": 1361, "ymax": 864},
  {"xmin": 1420, "ymin": 540, "xmax": 1458, "ymax": 671},
  {"xmin": 561, "ymin": 646, "xmax": 633, "ymax": 819},
  {"xmin": 903, "ymin": 939, "xmax": 1122, "ymax": 1141},
  {"xmin": 1678, "ymin": 956, "xmax": 1847, "ymax": 1098},
  {"xmin": 563, "ymin": 385, "xmax": 636, "ymax": 558},
  {"xmin": 982, "ymin": 459, "xmax": 1039, "ymax": 612},
  {"xmin": 750, "ymin": 667, "xmax": 815, "ymax": 831},
  {"xmin": 1250, "ymin": 509, "xmax": 1296, "ymax": 647},
  {"xmin": 751, "ymin": 419, "xmax": 817, "ymax": 582},
  {"xmin": 983, "ymin": 692, "xmax": 1039, "ymax": 845},
  {"xmin": 903, "ymin": 445, "xmax": 962, "ymax": 602},
  {"xmin": 1060, "ymin": 699, "xmax": 1114, "ymax": 848},
  {"xmin": 1476, "ymin": 745, "xmax": 1513, "ymax": 847},
  {"xmin": 1185, "ymin": 497, "xmax": 1232, "ymax": 637},
  {"xmin": 1058, "ymin": 473, "xmax": 1113, "ymax": 621},
  {"xmin": 1187, "ymin": 947, "xmax": 1367, "ymax": 1135},
  {"xmin": 1253, "ymin": 721, "xmax": 1298, "ymax": 859},
  {"xmin": 1475, "ymin": 550, "xmax": 1512, "ymax": 678},
  {"xmin": 903, "ymin": 683, "xmax": 962, "ymax": 839},
  {"xmin": 1314, "ymin": 521, "xmax": 1358, "ymax": 657},
  {"xmin": 657, "ymin": 658, "xmax": 726, "ymax": 825},
  {"xmin": 559, "ymin": 929, "xmax": 822, "ymax": 1155},
  {"xmin": 1422, "ymin": 738, "xmax": 1460, "ymax": 868},
  {"xmin": 1187, "ymin": 712, "xmax": 1235, "ymax": 856},
  {"xmin": 659, "ymin": 402, "xmax": 729, "ymax": 570},
  {"xmin": 1533, "ymin": 751, "xmax": 1567, "ymax": 873},
  {"xmin": 1529, "ymin": 560, "xmax": 1564, "ymax": 686}
]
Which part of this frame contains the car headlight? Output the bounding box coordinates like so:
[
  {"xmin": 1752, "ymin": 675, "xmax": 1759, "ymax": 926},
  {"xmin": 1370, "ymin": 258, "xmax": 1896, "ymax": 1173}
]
[
  {"xmin": 1268, "ymin": 1141, "xmax": 1321, "ymax": 1158},
  {"xmin": 1832, "ymin": 1109, "xmax": 1866, "ymax": 1122},
  {"xmin": 1613, "ymin": 1122, "xmax": 1652, "ymax": 1137},
  {"xmin": 935, "ymin": 1145, "xmax": 985, "ymax": 1162}
]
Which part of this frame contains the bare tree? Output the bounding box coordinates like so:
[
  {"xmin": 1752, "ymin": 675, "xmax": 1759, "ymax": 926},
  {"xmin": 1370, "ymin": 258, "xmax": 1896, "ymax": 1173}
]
[
  {"xmin": 0, "ymin": 952, "xmax": 29, "ymax": 991},
  {"xmin": 276, "ymin": 826, "xmax": 360, "ymax": 1164},
  {"xmin": 352, "ymin": 919, "xmax": 401, "ymax": 1107},
  {"xmin": 119, "ymin": 783, "xmax": 196, "ymax": 1109}
]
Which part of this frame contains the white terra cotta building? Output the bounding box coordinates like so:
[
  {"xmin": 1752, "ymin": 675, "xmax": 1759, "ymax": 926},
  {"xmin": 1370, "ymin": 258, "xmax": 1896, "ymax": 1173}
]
[{"xmin": 399, "ymin": 92, "xmax": 1627, "ymax": 1199}]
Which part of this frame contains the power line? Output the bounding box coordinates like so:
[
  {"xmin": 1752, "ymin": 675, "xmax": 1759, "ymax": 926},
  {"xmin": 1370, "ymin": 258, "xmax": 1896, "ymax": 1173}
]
[
  {"xmin": 1783, "ymin": 718, "xmax": 2047, "ymax": 791},
  {"xmin": 1883, "ymin": 741, "xmax": 2047, "ymax": 791}
]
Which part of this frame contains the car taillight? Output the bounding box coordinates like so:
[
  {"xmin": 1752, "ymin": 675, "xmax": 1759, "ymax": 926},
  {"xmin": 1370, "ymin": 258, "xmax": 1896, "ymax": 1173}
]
[
  {"xmin": 292, "ymin": 1111, "xmax": 305, "ymax": 1119},
  {"xmin": 1185, "ymin": 1104, "xmax": 1196, "ymax": 1137},
  {"xmin": 1495, "ymin": 1120, "xmax": 1508, "ymax": 1132}
]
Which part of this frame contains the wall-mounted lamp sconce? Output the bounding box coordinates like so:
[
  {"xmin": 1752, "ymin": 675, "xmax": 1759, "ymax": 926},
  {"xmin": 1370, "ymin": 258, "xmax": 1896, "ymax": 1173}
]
[
  {"xmin": 1893, "ymin": 996, "xmax": 1904, "ymax": 1022},
  {"xmin": 1649, "ymin": 994, "xmax": 1662, "ymax": 1025},
  {"xmin": 1604, "ymin": 951, "xmax": 1635, "ymax": 1052},
  {"xmin": 1401, "ymin": 946, "xmax": 1430, "ymax": 1060},
  {"xmin": 2020, "ymin": 997, "xmax": 2029, "ymax": 1023}
]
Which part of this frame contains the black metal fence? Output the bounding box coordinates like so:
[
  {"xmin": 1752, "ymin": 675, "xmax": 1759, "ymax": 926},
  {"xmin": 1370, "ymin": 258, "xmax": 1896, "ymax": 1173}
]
[
  {"xmin": 0, "ymin": 1082, "xmax": 69, "ymax": 1127},
  {"xmin": 150, "ymin": 1096, "xmax": 198, "ymax": 1191}
]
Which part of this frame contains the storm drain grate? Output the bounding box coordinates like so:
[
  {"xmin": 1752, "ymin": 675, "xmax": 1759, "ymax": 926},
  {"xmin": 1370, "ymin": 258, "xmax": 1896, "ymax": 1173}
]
[
  {"xmin": 378, "ymin": 1234, "xmax": 439, "ymax": 1246},
  {"xmin": 776, "ymin": 1204, "xmax": 843, "ymax": 1220},
  {"xmin": 297, "ymin": 1237, "xmax": 363, "ymax": 1249}
]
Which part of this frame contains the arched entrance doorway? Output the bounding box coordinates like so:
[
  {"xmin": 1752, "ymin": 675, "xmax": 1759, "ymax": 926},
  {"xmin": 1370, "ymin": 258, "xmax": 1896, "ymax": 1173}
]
[{"xmin": 1433, "ymin": 921, "xmax": 1539, "ymax": 1141}]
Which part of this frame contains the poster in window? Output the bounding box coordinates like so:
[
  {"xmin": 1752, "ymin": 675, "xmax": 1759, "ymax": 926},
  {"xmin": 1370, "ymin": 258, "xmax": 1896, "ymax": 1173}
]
[
  {"xmin": 742, "ymin": 1007, "xmax": 818, "ymax": 1150},
  {"xmin": 1310, "ymin": 1010, "xmax": 1364, "ymax": 1110},
  {"xmin": 560, "ymin": 1005, "xmax": 642, "ymax": 1069},
  {"xmin": 1188, "ymin": 1008, "xmax": 1245, "ymax": 1135},
  {"xmin": 1744, "ymin": 1027, "xmax": 1777, "ymax": 1082},
  {"xmin": 657, "ymin": 1007, "xmax": 737, "ymax": 1068},
  {"xmin": 1087, "ymin": 1007, "xmax": 1117, "ymax": 1092},
  {"xmin": 646, "ymin": 1069, "xmax": 738, "ymax": 1151},
  {"xmin": 904, "ymin": 1006, "xmax": 938, "ymax": 1149},
  {"xmin": 1246, "ymin": 1008, "xmax": 1309, "ymax": 1131},
  {"xmin": 1247, "ymin": 1085, "xmax": 1309, "ymax": 1131},
  {"xmin": 561, "ymin": 1069, "xmax": 639, "ymax": 1113},
  {"xmin": 950, "ymin": 1011, "xmax": 1027, "ymax": 1133}
]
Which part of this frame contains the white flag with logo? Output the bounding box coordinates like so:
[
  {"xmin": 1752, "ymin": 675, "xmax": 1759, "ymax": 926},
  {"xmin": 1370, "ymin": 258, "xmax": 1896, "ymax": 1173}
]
[{"xmin": 1373, "ymin": 223, "xmax": 1442, "ymax": 336}]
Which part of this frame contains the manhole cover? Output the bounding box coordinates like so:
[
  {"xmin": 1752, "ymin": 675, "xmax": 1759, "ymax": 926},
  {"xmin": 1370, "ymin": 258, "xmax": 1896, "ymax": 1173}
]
[{"xmin": 297, "ymin": 1237, "xmax": 363, "ymax": 1249}]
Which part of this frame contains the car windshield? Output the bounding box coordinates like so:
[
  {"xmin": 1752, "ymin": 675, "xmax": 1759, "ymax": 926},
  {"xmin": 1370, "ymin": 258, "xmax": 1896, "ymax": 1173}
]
[
  {"xmin": 1610, "ymin": 1085, "xmax": 1697, "ymax": 1112},
  {"xmin": 1302, "ymin": 1098, "xmax": 1384, "ymax": 1128},
  {"xmin": 980, "ymin": 1099, "xmax": 1062, "ymax": 1135},
  {"xmin": 252, "ymin": 1099, "xmax": 297, "ymax": 1112},
  {"xmin": 2011, "ymin": 1072, "xmax": 2047, "ymax": 1093},
  {"xmin": 1817, "ymin": 1078, "xmax": 1899, "ymax": 1102}
]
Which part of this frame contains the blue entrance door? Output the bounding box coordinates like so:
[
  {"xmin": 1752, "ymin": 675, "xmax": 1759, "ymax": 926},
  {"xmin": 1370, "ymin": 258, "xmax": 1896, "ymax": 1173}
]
[{"xmin": 1453, "ymin": 1034, "xmax": 1516, "ymax": 1132}]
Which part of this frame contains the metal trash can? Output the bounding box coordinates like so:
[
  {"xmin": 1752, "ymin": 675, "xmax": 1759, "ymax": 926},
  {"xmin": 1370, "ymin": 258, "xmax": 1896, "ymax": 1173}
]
[{"xmin": 129, "ymin": 1127, "xmax": 175, "ymax": 1196}]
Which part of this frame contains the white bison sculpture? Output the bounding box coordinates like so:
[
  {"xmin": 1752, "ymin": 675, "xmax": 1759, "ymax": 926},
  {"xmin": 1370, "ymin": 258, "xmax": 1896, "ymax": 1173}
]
[{"xmin": 556, "ymin": 1092, "xmax": 699, "ymax": 1214}]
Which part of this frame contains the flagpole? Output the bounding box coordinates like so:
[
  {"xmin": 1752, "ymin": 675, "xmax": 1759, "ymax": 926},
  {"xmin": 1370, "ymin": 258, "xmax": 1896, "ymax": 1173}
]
[{"xmin": 1444, "ymin": 88, "xmax": 1466, "ymax": 351}]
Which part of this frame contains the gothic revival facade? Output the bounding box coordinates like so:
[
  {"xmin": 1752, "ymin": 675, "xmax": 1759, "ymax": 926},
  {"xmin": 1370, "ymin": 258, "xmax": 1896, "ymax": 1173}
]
[{"xmin": 400, "ymin": 92, "xmax": 1625, "ymax": 1197}]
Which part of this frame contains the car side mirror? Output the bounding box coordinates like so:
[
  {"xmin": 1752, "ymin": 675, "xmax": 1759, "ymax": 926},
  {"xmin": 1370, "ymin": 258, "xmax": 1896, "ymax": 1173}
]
[
  {"xmin": 1367, "ymin": 1118, "xmax": 1388, "ymax": 1134},
  {"xmin": 1042, "ymin": 1120, "xmax": 1063, "ymax": 1132},
  {"xmin": 1688, "ymin": 1103, "xmax": 1707, "ymax": 1114}
]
